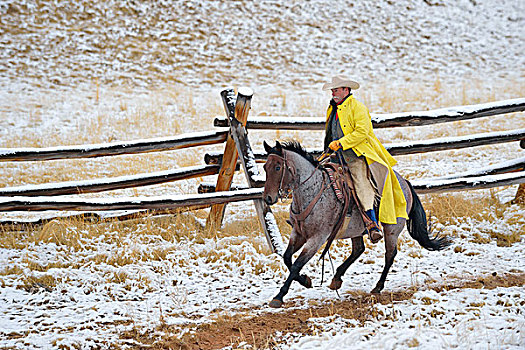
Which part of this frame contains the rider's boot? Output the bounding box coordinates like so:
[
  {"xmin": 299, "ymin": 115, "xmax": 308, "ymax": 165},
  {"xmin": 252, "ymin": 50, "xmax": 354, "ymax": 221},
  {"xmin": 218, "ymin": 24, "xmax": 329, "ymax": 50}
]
[{"xmin": 366, "ymin": 209, "xmax": 383, "ymax": 243}]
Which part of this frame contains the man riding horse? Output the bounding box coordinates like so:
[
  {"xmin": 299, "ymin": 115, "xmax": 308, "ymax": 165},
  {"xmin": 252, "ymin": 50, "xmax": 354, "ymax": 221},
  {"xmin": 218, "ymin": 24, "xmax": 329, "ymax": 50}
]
[{"xmin": 323, "ymin": 75, "xmax": 408, "ymax": 243}]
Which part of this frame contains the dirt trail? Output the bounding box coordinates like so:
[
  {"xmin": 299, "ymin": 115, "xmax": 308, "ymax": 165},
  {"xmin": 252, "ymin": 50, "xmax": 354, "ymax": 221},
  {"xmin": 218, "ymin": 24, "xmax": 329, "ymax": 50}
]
[{"xmin": 122, "ymin": 272, "xmax": 525, "ymax": 349}]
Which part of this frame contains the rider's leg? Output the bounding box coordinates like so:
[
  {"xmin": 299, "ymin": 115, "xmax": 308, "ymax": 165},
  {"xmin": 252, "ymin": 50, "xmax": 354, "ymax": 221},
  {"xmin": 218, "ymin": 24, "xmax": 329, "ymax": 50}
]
[
  {"xmin": 348, "ymin": 157, "xmax": 383, "ymax": 243},
  {"xmin": 348, "ymin": 157, "xmax": 375, "ymax": 210}
]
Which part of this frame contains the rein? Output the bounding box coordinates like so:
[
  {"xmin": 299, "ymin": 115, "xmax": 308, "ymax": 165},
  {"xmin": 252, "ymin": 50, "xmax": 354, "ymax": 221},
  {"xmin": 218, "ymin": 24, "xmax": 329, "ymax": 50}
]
[{"xmin": 290, "ymin": 173, "xmax": 327, "ymax": 222}]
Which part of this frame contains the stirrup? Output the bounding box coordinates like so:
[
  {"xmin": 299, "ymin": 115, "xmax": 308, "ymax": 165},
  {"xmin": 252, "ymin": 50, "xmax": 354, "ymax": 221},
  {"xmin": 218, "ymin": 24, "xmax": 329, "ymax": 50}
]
[{"xmin": 366, "ymin": 222, "xmax": 383, "ymax": 243}]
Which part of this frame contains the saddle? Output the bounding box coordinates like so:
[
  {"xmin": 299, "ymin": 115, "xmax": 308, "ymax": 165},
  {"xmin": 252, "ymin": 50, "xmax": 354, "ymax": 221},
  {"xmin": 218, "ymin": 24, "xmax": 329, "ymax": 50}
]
[{"xmin": 320, "ymin": 160, "xmax": 379, "ymax": 259}]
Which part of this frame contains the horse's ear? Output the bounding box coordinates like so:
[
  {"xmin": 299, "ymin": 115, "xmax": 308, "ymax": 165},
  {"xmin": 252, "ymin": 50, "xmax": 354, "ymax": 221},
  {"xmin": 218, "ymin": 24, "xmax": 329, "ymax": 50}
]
[
  {"xmin": 275, "ymin": 140, "xmax": 282, "ymax": 152},
  {"xmin": 263, "ymin": 140, "xmax": 273, "ymax": 154}
]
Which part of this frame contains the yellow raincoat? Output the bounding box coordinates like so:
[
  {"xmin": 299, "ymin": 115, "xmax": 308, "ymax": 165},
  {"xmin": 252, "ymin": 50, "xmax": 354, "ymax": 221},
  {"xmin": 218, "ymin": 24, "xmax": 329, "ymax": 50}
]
[{"xmin": 326, "ymin": 95, "xmax": 408, "ymax": 224}]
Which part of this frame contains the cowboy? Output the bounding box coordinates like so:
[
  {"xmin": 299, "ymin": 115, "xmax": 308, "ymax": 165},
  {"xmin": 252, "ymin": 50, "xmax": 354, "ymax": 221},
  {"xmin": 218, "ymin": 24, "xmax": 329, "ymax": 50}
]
[{"xmin": 322, "ymin": 75, "xmax": 408, "ymax": 243}]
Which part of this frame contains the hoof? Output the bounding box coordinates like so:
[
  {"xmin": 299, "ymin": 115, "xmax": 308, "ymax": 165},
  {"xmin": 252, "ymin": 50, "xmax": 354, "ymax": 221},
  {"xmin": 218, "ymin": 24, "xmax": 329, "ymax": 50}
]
[
  {"xmin": 269, "ymin": 299, "xmax": 283, "ymax": 308},
  {"xmin": 301, "ymin": 275, "xmax": 312, "ymax": 288},
  {"xmin": 328, "ymin": 278, "xmax": 342, "ymax": 290}
]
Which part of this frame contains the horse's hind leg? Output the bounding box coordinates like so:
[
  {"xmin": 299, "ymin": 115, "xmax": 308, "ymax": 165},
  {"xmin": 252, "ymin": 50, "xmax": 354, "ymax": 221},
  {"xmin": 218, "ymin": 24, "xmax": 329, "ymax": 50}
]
[
  {"xmin": 371, "ymin": 231, "xmax": 398, "ymax": 294},
  {"xmin": 269, "ymin": 240, "xmax": 321, "ymax": 308},
  {"xmin": 329, "ymin": 236, "xmax": 365, "ymax": 290}
]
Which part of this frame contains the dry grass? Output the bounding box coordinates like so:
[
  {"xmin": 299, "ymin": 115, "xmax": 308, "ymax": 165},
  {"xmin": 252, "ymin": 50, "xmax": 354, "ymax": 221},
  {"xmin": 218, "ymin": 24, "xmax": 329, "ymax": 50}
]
[
  {"xmin": 419, "ymin": 189, "xmax": 524, "ymax": 245},
  {"xmin": 0, "ymin": 210, "xmax": 207, "ymax": 267},
  {"xmin": 0, "ymin": 206, "xmax": 287, "ymax": 292},
  {"xmin": 212, "ymin": 206, "xmax": 294, "ymax": 255},
  {"xmin": 2, "ymin": 79, "xmax": 523, "ymax": 187},
  {"xmin": 0, "ymin": 85, "xmax": 223, "ymax": 188},
  {"xmin": 220, "ymin": 214, "xmax": 263, "ymax": 239},
  {"xmin": 420, "ymin": 190, "xmax": 504, "ymax": 223},
  {"xmin": 5, "ymin": 186, "xmax": 519, "ymax": 268},
  {"xmin": 19, "ymin": 273, "xmax": 58, "ymax": 293},
  {"xmin": 362, "ymin": 77, "xmax": 525, "ymax": 113},
  {"xmin": 2, "ymin": 86, "xmax": 223, "ymax": 149},
  {"xmin": 0, "ymin": 265, "xmax": 24, "ymax": 276},
  {"xmin": 0, "ymin": 151, "xmax": 203, "ymax": 189}
]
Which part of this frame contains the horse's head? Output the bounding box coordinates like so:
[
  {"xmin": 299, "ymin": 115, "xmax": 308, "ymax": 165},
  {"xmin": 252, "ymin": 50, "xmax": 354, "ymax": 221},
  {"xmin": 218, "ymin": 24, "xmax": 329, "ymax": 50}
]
[{"xmin": 262, "ymin": 140, "xmax": 296, "ymax": 205}]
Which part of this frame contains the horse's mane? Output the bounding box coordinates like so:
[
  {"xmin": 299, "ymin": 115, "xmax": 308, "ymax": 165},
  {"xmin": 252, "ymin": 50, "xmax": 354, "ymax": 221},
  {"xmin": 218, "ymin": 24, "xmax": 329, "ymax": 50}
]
[{"xmin": 271, "ymin": 140, "xmax": 319, "ymax": 167}]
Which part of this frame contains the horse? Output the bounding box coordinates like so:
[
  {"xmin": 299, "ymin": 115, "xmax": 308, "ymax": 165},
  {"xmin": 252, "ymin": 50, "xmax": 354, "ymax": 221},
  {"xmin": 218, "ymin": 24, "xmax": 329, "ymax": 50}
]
[{"xmin": 262, "ymin": 140, "xmax": 451, "ymax": 308}]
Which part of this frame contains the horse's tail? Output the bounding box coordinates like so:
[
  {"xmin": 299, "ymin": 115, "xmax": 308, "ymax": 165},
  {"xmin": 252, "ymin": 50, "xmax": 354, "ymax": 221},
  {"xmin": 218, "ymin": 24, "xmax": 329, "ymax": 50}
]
[{"xmin": 406, "ymin": 180, "xmax": 452, "ymax": 251}]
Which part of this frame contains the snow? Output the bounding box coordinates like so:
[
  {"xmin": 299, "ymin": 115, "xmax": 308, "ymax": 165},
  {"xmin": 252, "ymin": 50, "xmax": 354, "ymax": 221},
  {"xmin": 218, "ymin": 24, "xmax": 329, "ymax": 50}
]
[
  {"xmin": 2, "ymin": 212, "xmax": 523, "ymax": 349},
  {"xmin": 265, "ymin": 211, "xmax": 286, "ymax": 256},
  {"xmin": 238, "ymin": 87, "xmax": 254, "ymax": 97},
  {"xmin": 252, "ymin": 175, "xmax": 267, "ymax": 184},
  {"xmin": 0, "ymin": 0, "xmax": 524, "ymax": 349},
  {"xmin": 294, "ymin": 286, "xmax": 525, "ymax": 349},
  {"xmin": 1, "ymin": 0, "xmax": 523, "ymax": 89},
  {"xmin": 244, "ymin": 146, "xmax": 261, "ymax": 179},
  {"xmin": 431, "ymin": 156, "xmax": 525, "ymax": 180}
]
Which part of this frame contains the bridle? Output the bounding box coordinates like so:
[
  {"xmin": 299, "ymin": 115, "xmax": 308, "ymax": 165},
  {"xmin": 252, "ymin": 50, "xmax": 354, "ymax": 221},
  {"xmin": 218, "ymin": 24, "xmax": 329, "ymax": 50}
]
[
  {"xmin": 267, "ymin": 151, "xmax": 323, "ymax": 201},
  {"xmin": 275, "ymin": 152, "xmax": 295, "ymax": 200}
]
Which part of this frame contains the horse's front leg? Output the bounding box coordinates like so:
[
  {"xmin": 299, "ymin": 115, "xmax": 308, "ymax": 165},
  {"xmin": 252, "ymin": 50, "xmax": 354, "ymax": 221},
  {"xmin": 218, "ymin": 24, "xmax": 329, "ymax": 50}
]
[
  {"xmin": 282, "ymin": 233, "xmax": 311, "ymax": 288},
  {"xmin": 329, "ymin": 236, "xmax": 365, "ymax": 290},
  {"xmin": 269, "ymin": 240, "xmax": 320, "ymax": 308}
]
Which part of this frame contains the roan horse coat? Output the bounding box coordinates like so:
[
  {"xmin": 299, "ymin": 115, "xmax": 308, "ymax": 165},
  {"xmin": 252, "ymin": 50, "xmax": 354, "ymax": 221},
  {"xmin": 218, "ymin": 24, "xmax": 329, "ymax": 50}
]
[{"xmin": 263, "ymin": 141, "xmax": 450, "ymax": 308}]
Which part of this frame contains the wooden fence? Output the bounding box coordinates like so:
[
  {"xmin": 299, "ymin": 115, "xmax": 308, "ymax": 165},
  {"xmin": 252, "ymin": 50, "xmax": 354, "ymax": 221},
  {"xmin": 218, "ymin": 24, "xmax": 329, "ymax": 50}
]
[{"xmin": 1, "ymin": 91, "xmax": 524, "ymax": 255}]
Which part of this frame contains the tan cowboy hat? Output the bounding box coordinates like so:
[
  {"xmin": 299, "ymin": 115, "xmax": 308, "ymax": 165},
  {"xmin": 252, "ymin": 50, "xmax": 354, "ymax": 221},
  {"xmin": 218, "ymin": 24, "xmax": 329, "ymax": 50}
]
[{"xmin": 322, "ymin": 75, "xmax": 360, "ymax": 91}]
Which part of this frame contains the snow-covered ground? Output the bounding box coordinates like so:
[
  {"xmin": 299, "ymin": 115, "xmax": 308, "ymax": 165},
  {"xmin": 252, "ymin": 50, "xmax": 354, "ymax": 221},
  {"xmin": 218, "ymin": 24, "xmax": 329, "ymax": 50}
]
[
  {"xmin": 0, "ymin": 197, "xmax": 523, "ymax": 348},
  {"xmin": 0, "ymin": 0, "xmax": 524, "ymax": 349}
]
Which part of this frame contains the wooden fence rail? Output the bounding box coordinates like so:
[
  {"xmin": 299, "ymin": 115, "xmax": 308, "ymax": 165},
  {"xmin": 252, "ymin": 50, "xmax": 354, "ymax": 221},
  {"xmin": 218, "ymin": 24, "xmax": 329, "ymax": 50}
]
[
  {"xmin": 198, "ymin": 156, "xmax": 525, "ymax": 193},
  {"xmin": 198, "ymin": 168, "xmax": 525, "ymax": 195},
  {"xmin": 411, "ymin": 171, "xmax": 525, "ymax": 194},
  {"xmin": 200, "ymin": 171, "xmax": 525, "ymax": 194},
  {"xmin": 205, "ymin": 128, "xmax": 525, "ymax": 165},
  {"xmin": 1, "ymin": 170, "xmax": 522, "ymax": 212},
  {"xmin": 0, "ymin": 164, "xmax": 235, "ymax": 197},
  {"xmin": 0, "ymin": 130, "xmax": 228, "ymax": 162},
  {"xmin": 213, "ymin": 98, "xmax": 525, "ymax": 130},
  {"xmin": 0, "ymin": 188, "xmax": 263, "ymax": 212}
]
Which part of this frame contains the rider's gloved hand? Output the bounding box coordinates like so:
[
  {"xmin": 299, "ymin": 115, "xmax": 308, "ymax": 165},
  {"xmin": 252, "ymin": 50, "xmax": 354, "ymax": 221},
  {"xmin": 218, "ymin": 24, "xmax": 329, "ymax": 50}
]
[{"xmin": 329, "ymin": 140, "xmax": 342, "ymax": 151}]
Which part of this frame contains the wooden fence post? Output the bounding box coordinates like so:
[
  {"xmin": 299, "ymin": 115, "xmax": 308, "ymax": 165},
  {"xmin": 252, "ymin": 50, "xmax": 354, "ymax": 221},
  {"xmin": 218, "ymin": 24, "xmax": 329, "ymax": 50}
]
[
  {"xmin": 206, "ymin": 88, "xmax": 239, "ymax": 234},
  {"xmin": 205, "ymin": 88, "xmax": 284, "ymax": 254},
  {"xmin": 514, "ymin": 139, "xmax": 525, "ymax": 204},
  {"xmin": 514, "ymin": 183, "xmax": 525, "ymax": 204},
  {"xmin": 227, "ymin": 88, "xmax": 284, "ymax": 254}
]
